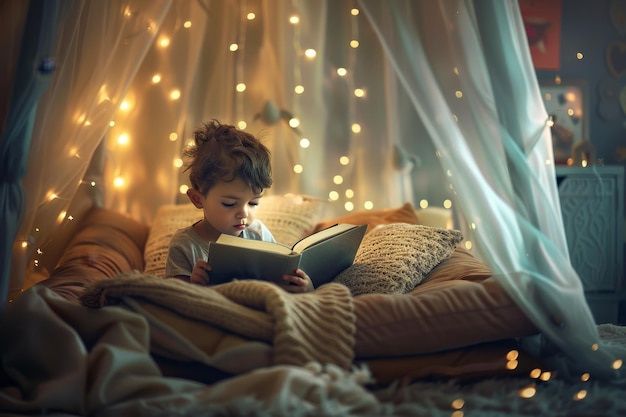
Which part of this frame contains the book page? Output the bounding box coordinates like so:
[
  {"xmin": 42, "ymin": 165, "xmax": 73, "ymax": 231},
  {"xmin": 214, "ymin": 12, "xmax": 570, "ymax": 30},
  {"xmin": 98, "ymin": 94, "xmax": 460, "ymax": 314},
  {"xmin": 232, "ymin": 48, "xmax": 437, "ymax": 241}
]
[
  {"xmin": 216, "ymin": 233, "xmax": 294, "ymax": 255},
  {"xmin": 291, "ymin": 223, "xmax": 356, "ymax": 253}
]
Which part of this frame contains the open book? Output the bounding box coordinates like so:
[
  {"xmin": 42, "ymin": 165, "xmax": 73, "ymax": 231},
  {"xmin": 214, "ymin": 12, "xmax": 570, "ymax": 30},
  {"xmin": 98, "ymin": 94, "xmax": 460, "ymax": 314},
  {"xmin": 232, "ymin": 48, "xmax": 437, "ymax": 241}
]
[{"xmin": 207, "ymin": 223, "xmax": 367, "ymax": 287}]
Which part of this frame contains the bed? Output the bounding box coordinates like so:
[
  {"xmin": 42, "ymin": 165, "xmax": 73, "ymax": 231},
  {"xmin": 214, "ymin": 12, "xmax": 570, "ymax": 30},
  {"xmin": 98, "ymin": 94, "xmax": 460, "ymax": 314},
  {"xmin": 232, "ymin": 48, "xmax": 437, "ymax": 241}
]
[{"xmin": 2, "ymin": 194, "xmax": 626, "ymax": 416}]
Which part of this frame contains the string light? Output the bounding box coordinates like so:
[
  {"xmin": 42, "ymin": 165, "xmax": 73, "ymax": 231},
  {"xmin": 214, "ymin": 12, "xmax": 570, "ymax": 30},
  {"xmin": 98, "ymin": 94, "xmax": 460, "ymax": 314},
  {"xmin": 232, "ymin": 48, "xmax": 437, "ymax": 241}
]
[{"xmin": 169, "ymin": 89, "xmax": 181, "ymax": 100}]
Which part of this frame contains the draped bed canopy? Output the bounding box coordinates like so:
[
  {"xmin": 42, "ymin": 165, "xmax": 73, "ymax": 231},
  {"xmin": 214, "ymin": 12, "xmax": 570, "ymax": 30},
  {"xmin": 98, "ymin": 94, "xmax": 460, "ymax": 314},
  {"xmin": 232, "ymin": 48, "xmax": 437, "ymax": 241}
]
[{"xmin": 1, "ymin": 0, "xmax": 624, "ymax": 382}]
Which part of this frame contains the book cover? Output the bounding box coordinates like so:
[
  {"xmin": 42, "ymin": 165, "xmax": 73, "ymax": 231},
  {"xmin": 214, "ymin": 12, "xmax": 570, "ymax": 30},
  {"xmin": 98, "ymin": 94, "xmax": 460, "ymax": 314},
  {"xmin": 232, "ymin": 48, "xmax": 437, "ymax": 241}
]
[{"xmin": 207, "ymin": 223, "xmax": 367, "ymax": 287}]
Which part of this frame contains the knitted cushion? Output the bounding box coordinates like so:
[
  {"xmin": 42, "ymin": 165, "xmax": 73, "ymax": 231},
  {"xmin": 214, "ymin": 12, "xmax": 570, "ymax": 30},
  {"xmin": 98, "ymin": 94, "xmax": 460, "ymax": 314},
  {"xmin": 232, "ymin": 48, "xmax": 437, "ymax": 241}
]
[
  {"xmin": 143, "ymin": 194, "xmax": 326, "ymax": 277},
  {"xmin": 333, "ymin": 223, "xmax": 463, "ymax": 296}
]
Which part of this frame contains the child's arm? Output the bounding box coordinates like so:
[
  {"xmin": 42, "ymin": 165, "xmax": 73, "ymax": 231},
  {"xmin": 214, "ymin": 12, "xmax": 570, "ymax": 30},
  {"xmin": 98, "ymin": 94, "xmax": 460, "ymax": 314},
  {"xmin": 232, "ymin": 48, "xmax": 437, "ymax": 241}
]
[{"xmin": 279, "ymin": 269, "xmax": 314, "ymax": 293}]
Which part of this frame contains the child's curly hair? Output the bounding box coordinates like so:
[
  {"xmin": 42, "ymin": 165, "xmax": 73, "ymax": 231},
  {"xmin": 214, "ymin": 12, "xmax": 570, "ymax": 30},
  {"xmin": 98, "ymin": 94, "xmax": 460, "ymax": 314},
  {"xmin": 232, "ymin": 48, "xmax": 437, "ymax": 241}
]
[{"xmin": 183, "ymin": 120, "xmax": 272, "ymax": 195}]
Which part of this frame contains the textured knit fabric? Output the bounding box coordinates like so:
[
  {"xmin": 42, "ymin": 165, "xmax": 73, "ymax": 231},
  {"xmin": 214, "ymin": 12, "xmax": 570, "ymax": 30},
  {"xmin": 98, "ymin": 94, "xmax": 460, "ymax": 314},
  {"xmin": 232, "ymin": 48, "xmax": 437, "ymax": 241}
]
[{"xmin": 80, "ymin": 272, "xmax": 355, "ymax": 369}]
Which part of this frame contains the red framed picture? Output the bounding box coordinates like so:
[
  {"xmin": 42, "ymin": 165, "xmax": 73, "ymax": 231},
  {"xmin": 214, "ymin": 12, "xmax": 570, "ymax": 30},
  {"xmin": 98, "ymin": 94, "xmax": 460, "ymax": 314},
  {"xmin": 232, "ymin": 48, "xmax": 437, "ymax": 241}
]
[{"xmin": 519, "ymin": 0, "xmax": 562, "ymax": 70}]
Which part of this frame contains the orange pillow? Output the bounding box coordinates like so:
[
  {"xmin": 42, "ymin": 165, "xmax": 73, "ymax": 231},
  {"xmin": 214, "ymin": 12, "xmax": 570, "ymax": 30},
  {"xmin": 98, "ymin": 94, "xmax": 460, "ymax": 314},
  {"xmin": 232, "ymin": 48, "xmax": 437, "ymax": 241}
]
[{"xmin": 312, "ymin": 202, "xmax": 420, "ymax": 233}]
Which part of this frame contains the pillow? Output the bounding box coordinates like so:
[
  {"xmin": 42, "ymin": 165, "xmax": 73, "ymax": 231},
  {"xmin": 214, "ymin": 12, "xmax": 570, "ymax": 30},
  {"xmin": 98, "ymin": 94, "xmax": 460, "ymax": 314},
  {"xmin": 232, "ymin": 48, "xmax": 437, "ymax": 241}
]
[
  {"xmin": 333, "ymin": 223, "xmax": 463, "ymax": 296},
  {"xmin": 143, "ymin": 194, "xmax": 327, "ymax": 277},
  {"xmin": 254, "ymin": 193, "xmax": 327, "ymax": 246},
  {"xmin": 143, "ymin": 203, "xmax": 201, "ymax": 277},
  {"xmin": 312, "ymin": 202, "xmax": 420, "ymax": 234}
]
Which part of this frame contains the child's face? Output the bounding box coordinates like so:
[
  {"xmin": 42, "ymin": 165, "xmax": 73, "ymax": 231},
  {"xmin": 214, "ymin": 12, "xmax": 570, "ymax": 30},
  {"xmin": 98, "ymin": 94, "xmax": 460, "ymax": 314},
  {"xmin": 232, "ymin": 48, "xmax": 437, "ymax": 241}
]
[{"xmin": 189, "ymin": 177, "xmax": 263, "ymax": 237}]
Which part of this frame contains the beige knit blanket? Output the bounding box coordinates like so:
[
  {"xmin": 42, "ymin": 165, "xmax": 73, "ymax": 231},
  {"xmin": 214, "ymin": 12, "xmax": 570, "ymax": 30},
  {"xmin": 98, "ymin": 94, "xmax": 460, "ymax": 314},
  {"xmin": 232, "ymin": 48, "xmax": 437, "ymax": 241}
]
[{"xmin": 80, "ymin": 272, "xmax": 356, "ymax": 369}]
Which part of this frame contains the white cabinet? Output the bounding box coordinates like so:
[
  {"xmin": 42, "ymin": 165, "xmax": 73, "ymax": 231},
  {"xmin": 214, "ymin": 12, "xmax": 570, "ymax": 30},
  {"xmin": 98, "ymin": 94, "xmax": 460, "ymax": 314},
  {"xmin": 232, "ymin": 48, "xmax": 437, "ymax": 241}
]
[{"xmin": 556, "ymin": 165, "xmax": 625, "ymax": 324}]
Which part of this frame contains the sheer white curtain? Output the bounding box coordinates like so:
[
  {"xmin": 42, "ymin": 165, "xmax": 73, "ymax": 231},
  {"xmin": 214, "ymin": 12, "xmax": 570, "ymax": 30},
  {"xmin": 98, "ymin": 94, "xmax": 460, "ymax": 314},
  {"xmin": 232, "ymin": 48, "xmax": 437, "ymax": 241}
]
[
  {"xmin": 5, "ymin": 0, "xmax": 625, "ymax": 382},
  {"xmin": 358, "ymin": 0, "xmax": 625, "ymax": 381},
  {"xmin": 7, "ymin": 0, "xmax": 171, "ymax": 299}
]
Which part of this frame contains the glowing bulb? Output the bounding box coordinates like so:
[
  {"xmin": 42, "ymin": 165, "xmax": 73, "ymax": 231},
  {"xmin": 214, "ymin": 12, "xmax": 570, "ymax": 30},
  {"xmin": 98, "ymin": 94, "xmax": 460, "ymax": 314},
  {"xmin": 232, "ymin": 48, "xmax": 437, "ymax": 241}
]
[
  {"xmin": 47, "ymin": 192, "xmax": 58, "ymax": 201},
  {"xmin": 351, "ymin": 123, "xmax": 361, "ymax": 133},
  {"xmin": 289, "ymin": 15, "xmax": 300, "ymax": 24},
  {"xmin": 179, "ymin": 184, "xmax": 189, "ymax": 194},
  {"xmin": 337, "ymin": 68, "xmax": 347, "ymax": 77},
  {"xmin": 443, "ymin": 199, "xmax": 452, "ymax": 209},
  {"xmin": 183, "ymin": 21, "xmax": 192, "ymax": 28},
  {"xmin": 363, "ymin": 201, "xmax": 373, "ymax": 210},
  {"xmin": 237, "ymin": 120, "xmax": 247, "ymax": 129},
  {"xmin": 247, "ymin": 12, "xmax": 256, "ymax": 20},
  {"xmin": 339, "ymin": 156, "xmax": 350, "ymax": 165},
  {"xmin": 333, "ymin": 175, "xmax": 343, "ymax": 185},
  {"xmin": 350, "ymin": 40, "xmax": 359, "ymax": 48},
  {"xmin": 170, "ymin": 89, "xmax": 181, "ymax": 100},
  {"xmin": 451, "ymin": 399, "xmax": 464, "ymax": 409},
  {"xmin": 113, "ymin": 177, "xmax": 125, "ymax": 188},
  {"xmin": 20, "ymin": 241, "xmax": 27, "ymax": 249},
  {"xmin": 350, "ymin": 8, "xmax": 359, "ymax": 16},
  {"xmin": 120, "ymin": 101, "xmax": 131, "ymax": 111},
  {"xmin": 345, "ymin": 189, "xmax": 354, "ymax": 198},
  {"xmin": 158, "ymin": 36, "xmax": 170, "ymax": 48},
  {"xmin": 236, "ymin": 83, "xmax": 247, "ymax": 92},
  {"xmin": 294, "ymin": 85, "xmax": 304, "ymax": 94},
  {"xmin": 519, "ymin": 386, "xmax": 536, "ymax": 399},
  {"xmin": 576, "ymin": 52, "xmax": 583, "ymax": 60},
  {"xmin": 152, "ymin": 74, "xmax": 161, "ymax": 84},
  {"xmin": 117, "ymin": 133, "xmax": 129, "ymax": 145},
  {"xmin": 354, "ymin": 88, "xmax": 365, "ymax": 98},
  {"xmin": 169, "ymin": 132, "xmax": 178, "ymax": 141},
  {"xmin": 419, "ymin": 199, "xmax": 429, "ymax": 209},
  {"xmin": 344, "ymin": 201, "xmax": 354, "ymax": 211},
  {"xmin": 328, "ymin": 191, "xmax": 339, "ymax": 200},
  {"xmin": 613, "ymin": 359, "xmax": 623, "ymax": 370},
  {"xmin": 506, "ymin": 360, "xmax": 518, "ymax": 370},
  {"xmin": 305, "ymin": 49, "xmax": 317, "ymax": 59},
  {"xmin": 455, "ymin": 90, "xmax": 463, "ymax": 98},
  {"xmin": 109, "ymin": 121, "xmax": 115, "ymax": 127},
  {"xmin": 580, "ymin": 373, "xmax": 590, "ymax": 382},
  {"xmin": 540, "ymin": 372, "xmax": 552, "ymax": 381},
  {"xmin": 289, "ymin": 118, "xmax": 300, "ymax": 128},
  {"xmin": 57, "ymin": 210, "xmax": 67, "ymax": 223},
  {"xmin": 506, "ymin": 350, "xmax": 519, "ymax": 360},
  {"xmin": 174, "ymin": 158, "xmax": 183, "ymax": 168},
  {"xmin": 574, "ymin": 390, "xmax": 587, "ymax": 400},
  {"xmin": 293, "ymin": 164, "xmax": 303, "ymax": 174},
  {"xmin": 299, "ymin": 138, "xmax": 310, "ymax": 148}
]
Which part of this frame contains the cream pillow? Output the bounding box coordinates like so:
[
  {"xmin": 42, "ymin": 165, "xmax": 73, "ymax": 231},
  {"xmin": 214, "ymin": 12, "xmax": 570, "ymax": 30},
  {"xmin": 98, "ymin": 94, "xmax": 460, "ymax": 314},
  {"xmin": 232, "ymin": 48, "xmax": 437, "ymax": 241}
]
[
  {"xmin": 333, "ymin": 223, "xmax": 463, "ymax": 296},
  {"xmin": 143, "ymin": 194, "xmax": 327, "ymax": 277},
  {"xmin": 254, "ymin": 193, "xmax": 327, "ymax": 247},
  {"xmin": 143, "ymin": 203, "xmax": 201, "ymax": 277}
]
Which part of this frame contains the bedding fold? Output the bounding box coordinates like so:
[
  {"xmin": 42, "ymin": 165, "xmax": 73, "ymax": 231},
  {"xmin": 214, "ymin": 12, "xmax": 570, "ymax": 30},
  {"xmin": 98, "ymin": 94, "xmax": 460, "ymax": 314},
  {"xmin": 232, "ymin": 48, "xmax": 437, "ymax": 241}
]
[{"xmin": 79, "ymin": 272, "xmax": 356, "ymax": 369}]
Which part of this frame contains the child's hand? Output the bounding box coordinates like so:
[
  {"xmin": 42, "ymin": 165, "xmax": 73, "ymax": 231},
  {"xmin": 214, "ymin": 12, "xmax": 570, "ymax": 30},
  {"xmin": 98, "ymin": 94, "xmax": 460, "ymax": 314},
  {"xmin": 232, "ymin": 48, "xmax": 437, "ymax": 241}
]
[
  {"xmin": 190, "ymin": 259, "xmax": 212, "ymax": 285},
  {"xmin": 280, "ymin": 269, "xmax": 315, "ymax": 293}
]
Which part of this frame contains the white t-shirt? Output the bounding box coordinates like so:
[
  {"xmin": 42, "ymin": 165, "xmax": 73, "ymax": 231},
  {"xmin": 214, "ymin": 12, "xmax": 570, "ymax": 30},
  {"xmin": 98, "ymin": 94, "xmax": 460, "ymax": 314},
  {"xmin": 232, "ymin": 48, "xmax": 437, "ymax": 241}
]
[{"xmin": 165, "ymin": 219, "xmax": 275, "ymax": 279}]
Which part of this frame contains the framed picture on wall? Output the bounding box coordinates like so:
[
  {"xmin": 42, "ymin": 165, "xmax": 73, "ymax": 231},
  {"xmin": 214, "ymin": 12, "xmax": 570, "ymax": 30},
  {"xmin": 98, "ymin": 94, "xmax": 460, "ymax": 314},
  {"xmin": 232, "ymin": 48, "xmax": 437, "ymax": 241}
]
[
  {"xmin": 539, "ymin": 78, "xmax": 589, "ymax": 165},
  {"xmin": 519, "ymin": 0, "xmax": 562, "ymax": 70}
]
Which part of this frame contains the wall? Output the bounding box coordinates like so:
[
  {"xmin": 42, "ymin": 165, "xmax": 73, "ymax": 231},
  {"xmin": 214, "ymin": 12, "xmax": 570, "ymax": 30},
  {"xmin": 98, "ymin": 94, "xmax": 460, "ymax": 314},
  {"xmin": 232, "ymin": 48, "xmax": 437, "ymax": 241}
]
[{"xmin": 534, "ymin": 0, "xmax": 626, "ymax": 166}]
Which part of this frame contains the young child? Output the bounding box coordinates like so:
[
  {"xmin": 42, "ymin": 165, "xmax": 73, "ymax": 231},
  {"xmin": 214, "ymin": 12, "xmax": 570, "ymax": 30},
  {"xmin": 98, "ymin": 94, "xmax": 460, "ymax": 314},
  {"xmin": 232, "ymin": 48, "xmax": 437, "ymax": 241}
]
[{"xmin": 165, "ymin": 120, "xmax": 314, "ymax": 293}]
